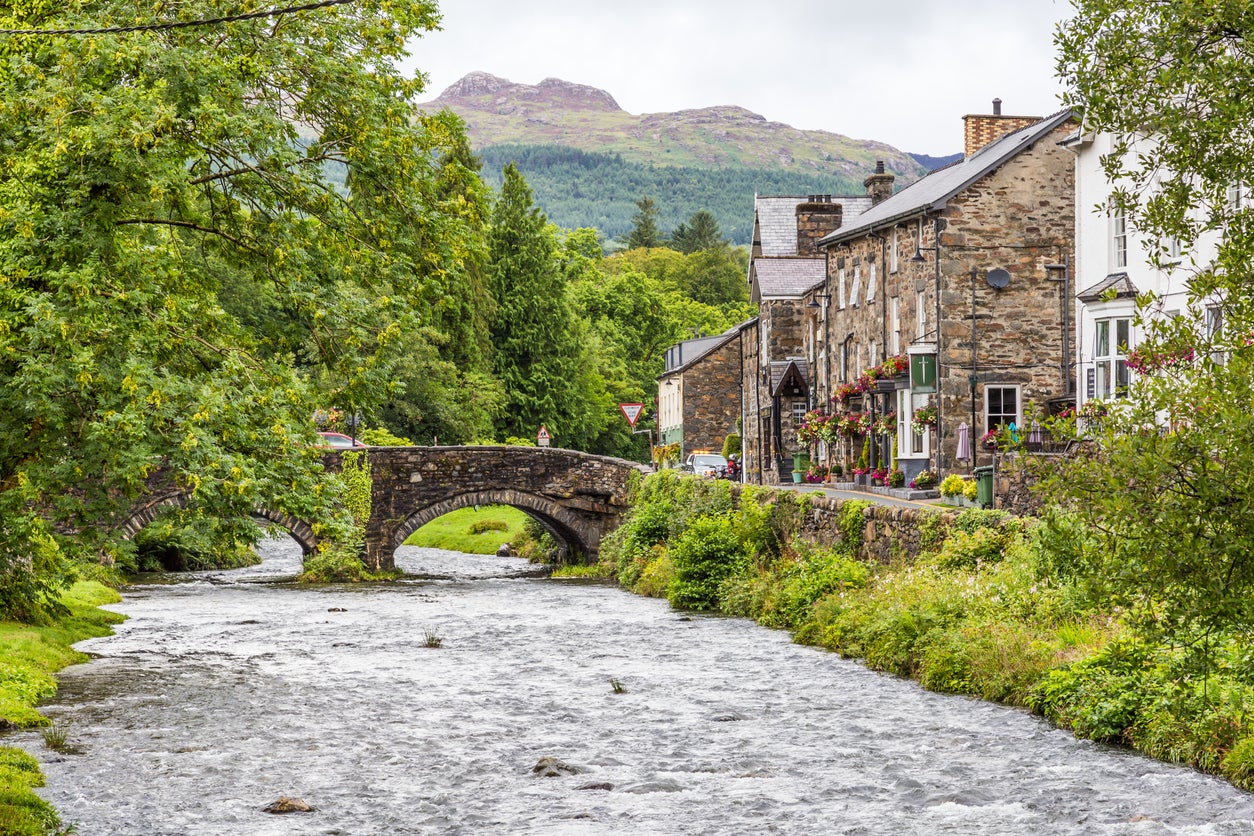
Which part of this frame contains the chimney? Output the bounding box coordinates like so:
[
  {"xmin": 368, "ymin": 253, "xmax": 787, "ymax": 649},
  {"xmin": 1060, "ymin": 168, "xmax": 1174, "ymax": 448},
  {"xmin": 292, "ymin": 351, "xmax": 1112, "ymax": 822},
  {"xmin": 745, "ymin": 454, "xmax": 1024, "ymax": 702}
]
[
  {"xmin": 862, "ymin": 160, "xmax": 895, "ymax": 206},
  {"xmin": 795, "ymin": 195, "xmax": 843, "ymax": 256},
  {"xmin": 963, "ymin": 98, "xmax": 1041, "ymax": 157}
]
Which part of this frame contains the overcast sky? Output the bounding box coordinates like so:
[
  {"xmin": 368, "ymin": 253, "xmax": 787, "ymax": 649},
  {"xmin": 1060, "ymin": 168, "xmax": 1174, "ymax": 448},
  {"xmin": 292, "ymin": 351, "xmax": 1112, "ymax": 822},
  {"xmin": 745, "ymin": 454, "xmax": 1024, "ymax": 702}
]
[{"xmin": 401, "ymin": 0, "xmax": 1075, "ymax": 155}]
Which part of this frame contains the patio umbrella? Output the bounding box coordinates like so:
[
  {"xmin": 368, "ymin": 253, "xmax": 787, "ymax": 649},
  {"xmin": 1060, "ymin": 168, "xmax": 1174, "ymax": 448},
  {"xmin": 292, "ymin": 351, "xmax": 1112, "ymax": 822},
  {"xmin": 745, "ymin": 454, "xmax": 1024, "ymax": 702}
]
[
  {"xmin": 956, "ymin": 421, "xmax": 971, "ymax": 461},
  {"xmin": 1028, "ymin": 421, "xmax": 1043, "ymax": 445}
]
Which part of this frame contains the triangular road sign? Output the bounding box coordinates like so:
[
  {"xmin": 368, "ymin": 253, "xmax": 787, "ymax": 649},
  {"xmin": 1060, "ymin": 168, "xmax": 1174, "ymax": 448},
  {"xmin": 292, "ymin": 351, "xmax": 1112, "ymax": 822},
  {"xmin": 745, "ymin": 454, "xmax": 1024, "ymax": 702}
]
[{"xmin": 619, "ymin": 403, "xmax": 644, "ymax": 427}]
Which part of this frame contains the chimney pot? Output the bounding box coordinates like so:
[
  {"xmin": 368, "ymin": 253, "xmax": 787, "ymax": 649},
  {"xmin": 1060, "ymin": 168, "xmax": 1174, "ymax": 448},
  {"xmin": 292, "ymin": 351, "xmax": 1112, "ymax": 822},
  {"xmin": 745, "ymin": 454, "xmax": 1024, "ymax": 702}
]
[
  {"xmin": 993, "ymin": 98, "xmax": 1002, "ymax": 116},
  {"xmin": 875, "ymin": 160, "xmax": 885, "ymax": 174}
]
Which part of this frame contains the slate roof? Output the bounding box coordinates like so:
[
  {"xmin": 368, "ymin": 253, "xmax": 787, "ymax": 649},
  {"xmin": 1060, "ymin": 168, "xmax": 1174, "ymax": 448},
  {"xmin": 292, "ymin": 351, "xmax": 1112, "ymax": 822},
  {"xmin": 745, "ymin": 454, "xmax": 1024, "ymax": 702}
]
[
  {"xmin": 753, "ymin": 194, "xmax": 873, "ymax": 256},
  {"xmin": 817, "ymin": 109, "xmax": 1077, "ymax": 246},
  {"xmin": 769, "ymin": 359, "xmax": 809, "ymax": 396},
  {"xmin": 657, "ymin": 326, "xmax": 742, "ymax": 379},
  {"xmin": 1077, "ymin": 271, "xmax": 1139, "ymax": 303},
  {"xmin": 752, "ymin": 257, "xmax": 826, "ymax": 299}
]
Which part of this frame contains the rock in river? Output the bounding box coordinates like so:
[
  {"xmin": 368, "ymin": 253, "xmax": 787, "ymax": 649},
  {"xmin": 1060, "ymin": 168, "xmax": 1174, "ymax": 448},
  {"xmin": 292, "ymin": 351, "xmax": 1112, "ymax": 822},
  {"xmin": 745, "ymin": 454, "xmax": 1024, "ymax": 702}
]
[
  {"xmin": 532, "ymin": 757, "xmax": 584, "ymax": 777},
  {"xmin": 262, "ymin": 796, "xmax": 315, "ymax": 814}
]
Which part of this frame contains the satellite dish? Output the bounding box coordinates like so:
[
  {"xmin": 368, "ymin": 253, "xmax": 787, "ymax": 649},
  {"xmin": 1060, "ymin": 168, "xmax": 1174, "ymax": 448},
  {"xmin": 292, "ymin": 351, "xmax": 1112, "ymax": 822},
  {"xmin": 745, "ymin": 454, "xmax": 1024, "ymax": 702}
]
[{"xmin": 986, "ymin": 268, "xmax": 1011, "ymax": 290}]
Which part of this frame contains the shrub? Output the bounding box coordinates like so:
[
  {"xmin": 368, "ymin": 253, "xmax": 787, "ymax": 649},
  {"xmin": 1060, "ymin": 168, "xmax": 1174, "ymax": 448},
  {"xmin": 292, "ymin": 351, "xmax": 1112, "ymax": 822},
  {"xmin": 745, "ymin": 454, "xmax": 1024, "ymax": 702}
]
[
  {"xmin": 938, "ymin": 474, "xmax": 965, "ymax": 497},
  {"xmin": 913, "ymin": 470, "xmax": 937, "ymax": 489},
  {"xmin": 963, "ymin": 479, "xmax": 979, "ymax": 502},
  {"xmin": 468, "ymin": 519, "xmax": 508, "ymax": 535},
  {"xmin": 668, "ymin": 515, "xmax": 745, "ymax": 611},
  {"xmin": 1224, "ymin": 738, "xmax": 1254, "ymax": 790},
  {"xmin": 888, "ymin": 469, "xmax": 905, "ymax": 488}
]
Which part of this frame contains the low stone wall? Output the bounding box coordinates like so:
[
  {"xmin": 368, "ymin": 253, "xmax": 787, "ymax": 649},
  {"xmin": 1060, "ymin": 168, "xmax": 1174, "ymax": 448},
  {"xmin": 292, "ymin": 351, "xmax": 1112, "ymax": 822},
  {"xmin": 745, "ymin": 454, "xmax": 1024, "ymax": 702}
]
[{"xmin": 734, "ymin": 485, "xmax": 956, "ymax": 564}]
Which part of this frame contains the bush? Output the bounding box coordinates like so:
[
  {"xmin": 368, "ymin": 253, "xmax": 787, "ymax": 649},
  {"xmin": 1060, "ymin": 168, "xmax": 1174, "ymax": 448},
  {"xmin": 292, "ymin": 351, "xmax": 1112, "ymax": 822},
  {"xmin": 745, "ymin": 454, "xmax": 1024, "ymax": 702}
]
[
  {"xmin": 1224, "ymin": 738, "xmax": 1254, "ymax": 790},
  {"xmin": 938, "ymin": 474, "xmax": 965, "ymax": 497},
  {"xmin": 668, "ymin": 514, "xmax": 745, "ymax": 611},
  {"xmin": 887, "ymin": 469, "xmax": 905, "ymax": 488},
  {"xmin": 963, "ymin": 479, "xmax": 979, "ymax": 502},
  {"xmin": 468, "ymin": 519, "xmax": 508, "ymax": 535}
]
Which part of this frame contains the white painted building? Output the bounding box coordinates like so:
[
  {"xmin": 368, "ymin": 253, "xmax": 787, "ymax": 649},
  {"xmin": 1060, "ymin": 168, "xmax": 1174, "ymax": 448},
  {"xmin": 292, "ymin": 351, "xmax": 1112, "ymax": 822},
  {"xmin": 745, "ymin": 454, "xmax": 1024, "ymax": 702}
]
[{"xmin": 1062, "ymin": 130, "xmax": 1223, "ymax": 412}]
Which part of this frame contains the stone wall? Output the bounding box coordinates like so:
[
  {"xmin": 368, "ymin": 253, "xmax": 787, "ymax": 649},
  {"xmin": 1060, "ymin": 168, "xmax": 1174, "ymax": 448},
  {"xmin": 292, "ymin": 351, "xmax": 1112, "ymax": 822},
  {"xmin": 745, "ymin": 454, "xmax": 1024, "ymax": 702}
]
[
  {"xmin": 817, "ymin": 118, "xmax": 1076, "ymax": 479},
  {"xmin": 680, "ymin": 335, "xmax": 742, "ymax": 456}
]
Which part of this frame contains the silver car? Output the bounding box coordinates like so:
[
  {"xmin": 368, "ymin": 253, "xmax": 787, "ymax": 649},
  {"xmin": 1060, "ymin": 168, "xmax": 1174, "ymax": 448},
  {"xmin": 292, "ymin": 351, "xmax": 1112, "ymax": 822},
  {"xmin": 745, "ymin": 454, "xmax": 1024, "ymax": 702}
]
[{"xmin": 684, "ymin": 453, "xmax": 728, "ymax": 477}]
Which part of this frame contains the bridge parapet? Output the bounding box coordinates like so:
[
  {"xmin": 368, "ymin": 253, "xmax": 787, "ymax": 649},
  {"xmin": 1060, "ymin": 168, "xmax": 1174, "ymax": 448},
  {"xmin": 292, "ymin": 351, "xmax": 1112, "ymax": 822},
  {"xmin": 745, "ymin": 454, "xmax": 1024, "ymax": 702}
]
[{"xmin": 325, "ymin": 446, "xmax": 649, "ymax": 569}]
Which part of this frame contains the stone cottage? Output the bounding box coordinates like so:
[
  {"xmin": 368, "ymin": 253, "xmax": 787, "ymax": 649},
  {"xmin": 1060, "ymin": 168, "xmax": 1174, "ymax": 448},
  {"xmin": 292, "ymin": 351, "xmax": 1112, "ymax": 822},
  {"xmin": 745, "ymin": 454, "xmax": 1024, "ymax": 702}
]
[
  {"xmin": 807, "ymin": 102, "xmax": 1078, "ymax": 482},
  {"xmin": 739, "ymin": 193, "xmax": 871, "ymax": 484}
]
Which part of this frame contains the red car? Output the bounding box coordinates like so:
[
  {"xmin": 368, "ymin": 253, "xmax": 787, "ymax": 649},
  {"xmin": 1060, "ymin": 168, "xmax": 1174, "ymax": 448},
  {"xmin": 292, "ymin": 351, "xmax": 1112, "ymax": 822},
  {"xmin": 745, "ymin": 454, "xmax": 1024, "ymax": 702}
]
[{"xmin": 317, "ymin": 432, "xmax": 366, "ymax": 449}]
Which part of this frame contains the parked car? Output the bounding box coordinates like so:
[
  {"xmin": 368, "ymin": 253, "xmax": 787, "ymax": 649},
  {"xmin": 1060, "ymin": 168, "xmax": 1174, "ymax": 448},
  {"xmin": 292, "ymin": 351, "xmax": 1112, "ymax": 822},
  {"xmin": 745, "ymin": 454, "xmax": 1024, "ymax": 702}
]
[
  {"xmin": 683, "ymin": 453, "xmax": 728, "ymax": 478},
  {"xmin": 317, "ymin": 431, "xmax": 366, "ymax": 449}
]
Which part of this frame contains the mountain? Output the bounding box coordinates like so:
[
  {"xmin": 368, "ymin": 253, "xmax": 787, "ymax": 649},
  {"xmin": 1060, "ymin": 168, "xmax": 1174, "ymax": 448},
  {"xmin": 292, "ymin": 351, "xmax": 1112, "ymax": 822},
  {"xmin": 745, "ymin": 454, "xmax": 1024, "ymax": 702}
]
[{"xmin": 417, "ymin": 73, "xmax": 944, "ymax": 244}]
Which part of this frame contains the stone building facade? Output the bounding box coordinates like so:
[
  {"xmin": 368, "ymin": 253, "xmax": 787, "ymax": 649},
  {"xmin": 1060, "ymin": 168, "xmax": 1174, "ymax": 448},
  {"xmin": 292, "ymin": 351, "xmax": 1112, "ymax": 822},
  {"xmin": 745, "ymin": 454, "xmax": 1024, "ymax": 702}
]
[
  {"xmin": 740, "ymin": 193, "xmax": 872, "ymax": 484},
  {"xmin": 657, "ymin": 328, "xmax": 743, "ymax": 462},
  {"xmin": 807, "ymin": 106, "xmax": 1078, "ymax": 481}
]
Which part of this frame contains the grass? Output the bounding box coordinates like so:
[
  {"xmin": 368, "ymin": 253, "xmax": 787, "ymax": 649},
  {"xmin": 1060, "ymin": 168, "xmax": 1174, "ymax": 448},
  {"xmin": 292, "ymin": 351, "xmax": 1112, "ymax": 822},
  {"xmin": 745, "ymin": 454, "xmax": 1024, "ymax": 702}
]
[
  {"xmin": 0, "ymin": 580, "xmax": 124, "ymax": 834},
  {"xmin": 41, "ymin": 722, "xmax": 72, "ymax": 754},
  {"xmin": 403, "ymin": 506, "xmax": 532, "ymax": 554},
  {"xmin": 423, "ymin": 630, "xmax": 443, "ymax": 648},
  {"xmin": 608, "ymin": 677, "xmax": 626, "ymax": 694}
]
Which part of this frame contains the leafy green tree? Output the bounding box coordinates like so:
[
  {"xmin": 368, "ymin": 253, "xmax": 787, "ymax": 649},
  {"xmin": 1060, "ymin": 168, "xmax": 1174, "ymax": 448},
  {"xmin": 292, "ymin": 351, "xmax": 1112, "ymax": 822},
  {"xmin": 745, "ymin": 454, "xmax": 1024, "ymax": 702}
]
[
  {"xmin": 1047, "ymin": 1, "xmax": 1254, "ymax": 668},
  {"xmin": 488, "ymin": 165, "xmax": 606, "ymax": 446},
  {"xmin": 0, "ymin": 0, "xmax": 467, "ymax": 615},
  {"xmin": 669, "ymin": 209, "xmax": 727, "ymax": 254},
  {"xmin": 626, "ymin": 196, "xmax": 662, "ymax": 249}
]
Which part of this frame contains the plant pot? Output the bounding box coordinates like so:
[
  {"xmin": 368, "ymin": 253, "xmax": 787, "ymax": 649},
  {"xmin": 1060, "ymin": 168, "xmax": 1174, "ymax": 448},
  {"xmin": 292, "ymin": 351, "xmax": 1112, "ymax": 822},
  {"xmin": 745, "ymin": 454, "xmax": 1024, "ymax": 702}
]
[
  {"xmin": 791, "ymin": 471, "xmax": 803, "ymax": 483},
  {"xmin": 854, "ymin": 474, "xmax": 868, "ymax": 487}
]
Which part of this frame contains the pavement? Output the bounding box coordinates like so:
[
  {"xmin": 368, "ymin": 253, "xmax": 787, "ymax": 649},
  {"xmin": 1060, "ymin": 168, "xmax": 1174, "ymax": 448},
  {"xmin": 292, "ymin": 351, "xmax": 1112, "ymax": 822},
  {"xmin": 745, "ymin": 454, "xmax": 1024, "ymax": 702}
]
[{"xmin": 772, "ymin": 482, "xmax": 944, "ymax": 510}]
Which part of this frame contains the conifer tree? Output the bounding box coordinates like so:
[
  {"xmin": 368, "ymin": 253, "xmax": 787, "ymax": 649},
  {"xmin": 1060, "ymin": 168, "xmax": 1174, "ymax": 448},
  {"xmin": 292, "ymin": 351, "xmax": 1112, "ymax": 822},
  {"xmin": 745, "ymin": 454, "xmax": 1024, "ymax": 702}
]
[
  {"xmin": 626, "ymin": 197, "xmax": 662, "ymax": 249},
  {"xmin": 488, "ymin": 164, "xmax": 602, "ymax": 444}
]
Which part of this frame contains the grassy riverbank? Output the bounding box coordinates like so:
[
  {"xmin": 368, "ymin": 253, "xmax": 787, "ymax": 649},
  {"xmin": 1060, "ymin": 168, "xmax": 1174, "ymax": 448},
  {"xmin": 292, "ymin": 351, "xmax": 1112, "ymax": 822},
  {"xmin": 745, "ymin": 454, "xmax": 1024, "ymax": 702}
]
[
  {"xmin": 0, "ymin": 581, "xmax": 123, "ymax": 834},
  {"xmin": 403, "ymin": 506, "xmax": 535, "ymax": 555},
  {"xmin": 595, "ymin": 471, "xmax": 1254, "ymax": 792}
]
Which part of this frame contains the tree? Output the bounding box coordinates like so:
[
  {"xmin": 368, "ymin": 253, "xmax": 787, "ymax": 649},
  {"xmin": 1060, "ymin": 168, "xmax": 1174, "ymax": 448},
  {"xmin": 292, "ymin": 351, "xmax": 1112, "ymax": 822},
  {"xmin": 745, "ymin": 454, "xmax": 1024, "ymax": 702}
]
[
  {"xmin": 1047, "ymin": 2, "xmax": 1254, "ymax": 666},
  {"xmin": 625, "ymin": 196, "xmax": 662, "ymax": 249},
  {"xmin": 488, "ymin": 165, "xmax": 606, "ymax": 446},
  {"xmin": 669, "ymin": 209, "xmax": 727, "ymax": 254},
  {"xmin": 0, "ymin": 0, "xmax": 469, "ymax": 615}
]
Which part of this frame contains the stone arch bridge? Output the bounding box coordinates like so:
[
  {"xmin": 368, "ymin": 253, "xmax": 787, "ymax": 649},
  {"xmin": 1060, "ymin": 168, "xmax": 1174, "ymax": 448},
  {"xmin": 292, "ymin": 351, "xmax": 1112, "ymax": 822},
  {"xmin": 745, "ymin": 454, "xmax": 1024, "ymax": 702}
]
[
  {"xmin": 329, "ymin": 446, "xmax": 650, "ymax": 568},
  {"xmin": 116, "ymin": 446, "xmax": 648, "ymax": 569}
]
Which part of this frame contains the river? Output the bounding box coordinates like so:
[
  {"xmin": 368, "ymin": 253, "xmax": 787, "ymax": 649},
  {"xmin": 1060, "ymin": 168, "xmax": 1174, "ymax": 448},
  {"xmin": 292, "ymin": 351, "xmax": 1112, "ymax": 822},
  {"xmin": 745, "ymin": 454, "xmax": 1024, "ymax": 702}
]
[{"xmin": 19, "ymin": 537, "xmax": 1254, "ymax": 835}]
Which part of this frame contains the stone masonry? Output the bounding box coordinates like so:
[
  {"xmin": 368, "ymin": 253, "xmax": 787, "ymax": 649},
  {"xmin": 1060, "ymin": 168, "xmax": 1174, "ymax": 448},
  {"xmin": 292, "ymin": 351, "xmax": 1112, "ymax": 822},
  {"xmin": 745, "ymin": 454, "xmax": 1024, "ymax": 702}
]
[
  {"xmin": 323, "ymin": 446, "xmax": 650, "ymax": 569},
  {"xmin": 678, "ymin": 334, "xmax": 743, "ymax": 457}
]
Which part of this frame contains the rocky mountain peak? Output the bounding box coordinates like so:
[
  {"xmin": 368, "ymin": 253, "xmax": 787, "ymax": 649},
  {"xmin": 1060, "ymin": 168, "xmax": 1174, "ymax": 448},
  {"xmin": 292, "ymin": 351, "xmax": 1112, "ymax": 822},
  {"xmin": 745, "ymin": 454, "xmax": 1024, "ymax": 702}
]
[{"xmin": 430, "ymin": 73, "xmax": 623, "ymax": 113}]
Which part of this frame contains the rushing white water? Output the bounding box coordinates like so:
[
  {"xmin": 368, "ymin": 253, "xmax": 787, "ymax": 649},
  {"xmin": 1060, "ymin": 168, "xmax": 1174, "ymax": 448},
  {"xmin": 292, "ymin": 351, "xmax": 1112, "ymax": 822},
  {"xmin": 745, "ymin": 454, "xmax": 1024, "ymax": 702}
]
[{"xmin": 19, "ymin": 537, "xmax": 1254, "ymax": 835}]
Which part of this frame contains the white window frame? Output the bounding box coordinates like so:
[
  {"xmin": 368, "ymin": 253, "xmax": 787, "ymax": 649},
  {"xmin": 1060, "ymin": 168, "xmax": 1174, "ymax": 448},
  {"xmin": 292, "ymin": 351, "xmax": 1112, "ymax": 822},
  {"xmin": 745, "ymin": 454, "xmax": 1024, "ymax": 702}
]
[
  {"xmin": 985, "ymin": 384, "xmax": 1021, "ymax": 434},
  {"xmin": 850, "ymin": 266, "xmax": 861, "ymax": 307},
  {"xmin": 890, "ymin": 227, "xmax": 899, "ymax": 273},
  {"xmin": 891, "ymin": 298, "xmax": 901, "ymax": 355},
  {"xmin": 1112, "ymin": 207, "xmax": 1128, "ymax": 269},
  {"xmin": 867, "ymin": 263, "xmax": 877, "ymax": 302},
  {"xmin": 1094, "ymin": 316, "xmax": 1131, "ymax": 399},
  {"xmin": 792, "ymin": 400, "xmax": 808, "ymax": 427},
  {"xmin": 897, "ymin": 390, "xmax": 931, "ymax": 459},
  {"xmin": 838, "ymin": 268, "xmax": 847, "ymax": 309}
]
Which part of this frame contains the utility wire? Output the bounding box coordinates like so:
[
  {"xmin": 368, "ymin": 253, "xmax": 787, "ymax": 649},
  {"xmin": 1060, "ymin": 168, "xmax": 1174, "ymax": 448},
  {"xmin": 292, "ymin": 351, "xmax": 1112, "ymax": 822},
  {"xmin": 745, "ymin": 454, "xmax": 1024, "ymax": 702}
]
[{"xmin": 0, "ymin": 0, "xmax": 352, "ymax": 35}]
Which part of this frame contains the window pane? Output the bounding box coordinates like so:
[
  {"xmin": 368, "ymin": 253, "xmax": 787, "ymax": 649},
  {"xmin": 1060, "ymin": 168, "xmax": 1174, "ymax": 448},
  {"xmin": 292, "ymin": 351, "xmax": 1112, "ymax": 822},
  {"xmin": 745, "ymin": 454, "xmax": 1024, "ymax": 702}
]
[
  {"xmin": 1096, "ymin": 361, "xmax": 1110, "ymax": 398},
  {"xmin": 1095, "ymin": 321, "xmax": 1109, "ymax": 358},
  {"xmin": 1116, "ymin": 359, "xmax": 1129, "ymax": 395},
  {"xmin": 1116, "ymin": 319, "xmax": 1130, "ymax": 353}
]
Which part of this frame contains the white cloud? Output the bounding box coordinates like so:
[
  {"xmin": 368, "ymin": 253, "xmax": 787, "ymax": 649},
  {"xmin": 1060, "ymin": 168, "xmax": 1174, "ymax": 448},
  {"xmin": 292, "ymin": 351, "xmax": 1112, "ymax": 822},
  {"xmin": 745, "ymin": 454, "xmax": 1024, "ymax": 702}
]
[{"xmin": 403, "ymin": 0, "xmax": 1073, "ymax": 153}]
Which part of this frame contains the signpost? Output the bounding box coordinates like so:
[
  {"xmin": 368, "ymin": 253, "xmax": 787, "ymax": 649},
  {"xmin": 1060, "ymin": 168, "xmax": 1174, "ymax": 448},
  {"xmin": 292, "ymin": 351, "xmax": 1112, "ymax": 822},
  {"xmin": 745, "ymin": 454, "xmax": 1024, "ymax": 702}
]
[
  {"xmin": 619, "ymin": 403, "xmax": 644, "ymax": 428},
  {"xmin": 537, "ymin": 425, "xmax": 550, "ymax": 447}
]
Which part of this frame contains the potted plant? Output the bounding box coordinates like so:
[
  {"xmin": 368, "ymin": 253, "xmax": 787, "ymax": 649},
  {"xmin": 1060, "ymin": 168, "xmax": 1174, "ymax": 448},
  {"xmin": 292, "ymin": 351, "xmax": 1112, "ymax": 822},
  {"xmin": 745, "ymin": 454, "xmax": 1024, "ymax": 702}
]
[
  {"xmin": 870, "ymin": 467, "xmax": 889, "ymax": 486},
  {"xmin": 910, "ymin": 470, "xmax": 937, "ymax": 491},
  {"xmin": 938, "ymin": 474, "xmax": 966, "ymax": 506},
  {"xmin": 963, "ymin": 478, "xmax": 980, "ymax": 507},
  {"xmin": 887, "ymin": 469, "xmax": 905, "ymax": 488},
  {"xmin": 852, "ymin": 466, "xmax": 869, "ymax": 486},
  {"xmin": 910, "ymin": 405, "xmax": 937, "ymax": 434}
]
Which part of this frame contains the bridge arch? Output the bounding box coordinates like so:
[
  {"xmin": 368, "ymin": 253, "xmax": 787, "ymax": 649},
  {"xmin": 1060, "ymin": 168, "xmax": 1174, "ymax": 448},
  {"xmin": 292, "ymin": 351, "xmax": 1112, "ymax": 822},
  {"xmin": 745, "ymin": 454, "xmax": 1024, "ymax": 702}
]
[
  {"xmin": 118, "ymin": 496, "xmax": 319, "ymax": 557},
  {"xmin": 391, "ymin": 489, "xmax": 598, "ymax": 563}
]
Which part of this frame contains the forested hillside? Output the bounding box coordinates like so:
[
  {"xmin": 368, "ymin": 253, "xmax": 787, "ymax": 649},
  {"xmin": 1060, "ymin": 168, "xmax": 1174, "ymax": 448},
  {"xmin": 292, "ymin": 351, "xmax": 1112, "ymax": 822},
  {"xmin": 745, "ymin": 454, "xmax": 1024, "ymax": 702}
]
[{"xmin": 478, "ymin": 144, "xmax": 871, "ymax": 245}]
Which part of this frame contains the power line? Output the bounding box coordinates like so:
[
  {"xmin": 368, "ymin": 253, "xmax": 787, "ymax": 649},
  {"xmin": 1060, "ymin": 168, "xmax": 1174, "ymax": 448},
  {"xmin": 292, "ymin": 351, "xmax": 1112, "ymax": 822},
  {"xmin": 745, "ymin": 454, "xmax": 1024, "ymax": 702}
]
[{"xmin": 0, "ymin": 0, "xmax": 353, "ymax": 36}]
